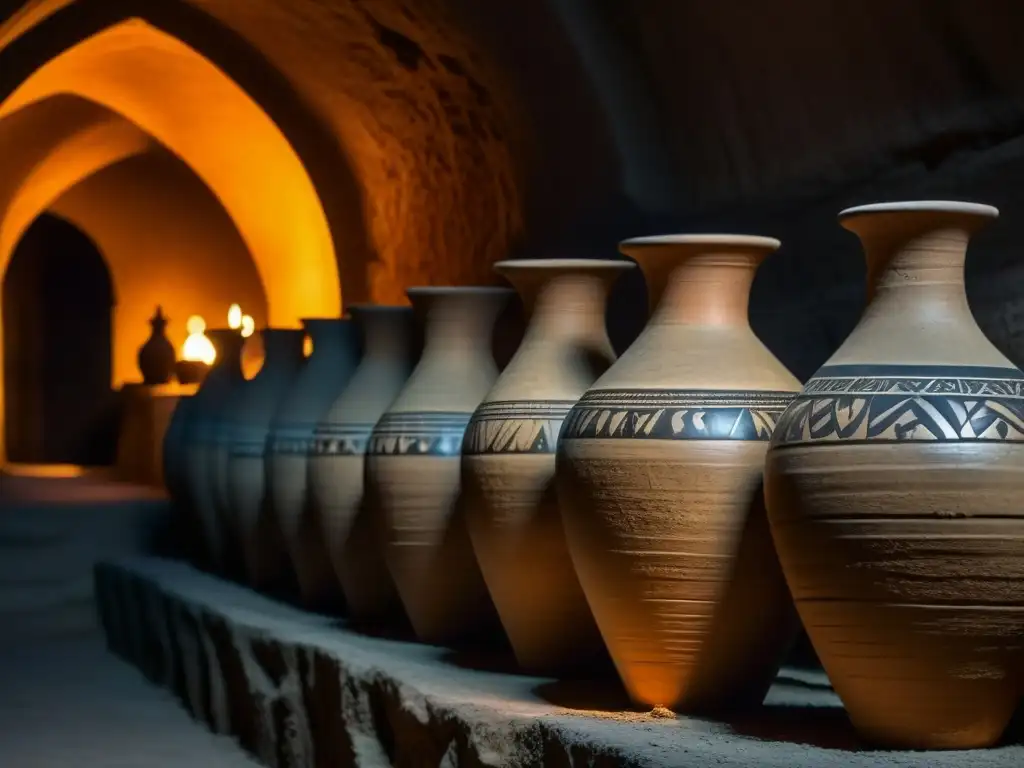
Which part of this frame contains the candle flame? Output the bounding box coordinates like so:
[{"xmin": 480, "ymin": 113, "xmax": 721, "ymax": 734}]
[
  {"xmin": 182, "ymin": 314, "xmax": 216, "ymax": 364},
  {"xmin": 241, "ymin": 314, "xmax": 255, "ymax": 338},
  {"xmin": 228, "ymin": 303, "xmax": 242, "ymax": 330}
]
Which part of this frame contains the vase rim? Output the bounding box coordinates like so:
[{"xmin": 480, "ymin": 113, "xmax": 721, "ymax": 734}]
[
  {"xmin": 347, "ymin": 303, "xmax": 411, "ymax": 312},
  {"xmin": 839, "ymin": 200, "xmax": 999, "ymax": 220},
  {"xmin": 406, "ymin": 285, "xmax": 514, "ymax": 297},
  {"xmin": 493, "ymin": 258, "xmax": 634, "ymax": 272},
  {"xmin": 619, "ymin": 234, "xmax": 780, "ymax": 250},
  {"xmin": 301, "ymin": 316, "xmax": 349, "ymax": 326}
]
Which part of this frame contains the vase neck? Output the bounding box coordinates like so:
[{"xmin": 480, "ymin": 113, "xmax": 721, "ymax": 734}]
[
  {"xmin": 302, "ymin": 319, "xmax": 359, "ymax": 363},
  {"xmin": 351, "ymin": 306, "xmax": 417, "ymax": 363},
  {"xmin": 410, "ymin": 288, "xmax": 512, "ymax": 358},
  {"xmin": 207, "ymin": 329, "xmax": 245, "ymax": 381},
  {"xmin": 829, "ymin": 203, "xmax": 1008, "ymax": 368},
  {"xmin": 260, "ymin": 329, "xmax": 306, "ymax": 369}
]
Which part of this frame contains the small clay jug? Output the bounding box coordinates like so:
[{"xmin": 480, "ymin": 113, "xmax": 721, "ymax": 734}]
[
  {"xmin": 138, "ymin": 306, "xmax": 177, "ymax": 385},
  {"xmin": 556, "ymin": 235, "xmax": 800, "ymax": 713},
  {"xmin": 463, "ymin": 259, "xmax": 632, "ymax": 673},
  {"xmin": 266, "ymin": 318, "xmax": 360, "ymax": 611},
  {"xmin": 225, "ymin": 328, "xmax": 306, "ymax": 592},
  {"xmin": 180, "ymin": 329, "xmax": 246, "ymax": 572},
  {"xmin": 766, "ymin": 201, "xmax": 1024, "ymax": 749},
  {"xmin": 308, "ymin": 306, "xmax": 418, "ymax": 626},
  {"xmin": 366, "ymin": 287, "xmax": 512, "ymax": 645}
]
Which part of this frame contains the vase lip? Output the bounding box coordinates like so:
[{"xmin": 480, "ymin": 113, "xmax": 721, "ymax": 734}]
[
  {"xmin": 493, "ymin": 258, "xmax": 635, "ymax": 272},
  {"xmin": 406, "ymin": 285, "xmax": 514, "ymax": 298},
  {"xmin": 301, "ymin": 316, "xmax": 349, "ymax": 326},
  {"xmin": 618, "ymin": 233, "xmax": 781, "ymax": 251},
  {"xmin": 839, "ymin": 200, "xmax": 999, "ymax": 220},
  {"xmin": 206, "ymin": 327, "xmax": 242, "ymax": 339},
  {"xmin": 347, "ymin": 303, "xmax": 412, "ymax": 313}
]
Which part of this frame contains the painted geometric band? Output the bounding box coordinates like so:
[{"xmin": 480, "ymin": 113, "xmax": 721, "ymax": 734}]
[
  {"xmin": 367, "ymin": 411, "xmax": 473, "ymax": 457},
  {"xmin": 266, "ymin": 422, "xmax": 318, "ymax": 456},
  {"xmin": 560, "ymin": 389, "xmax": 797, "ymax": 442},
  {"xmin": 463, "ymin": 400, "xmax": 577, "ymax": 455},
  {"xmin": 309, "ymin": 423, "xmax": 377, "ymax": 457},
  {"xmin": 773, "ymin": 365, "xmax": 1024, "ymax": 445}
]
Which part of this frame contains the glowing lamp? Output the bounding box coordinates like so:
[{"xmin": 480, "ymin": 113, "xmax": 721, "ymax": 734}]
[{"xmin": 175, "ymin": 314, "xmax": 215, "ymax": 384}]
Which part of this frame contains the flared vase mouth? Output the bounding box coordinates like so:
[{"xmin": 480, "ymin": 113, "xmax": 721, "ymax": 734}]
[
  {"xmin": 260, "ymin": 327, "xmax": 305, "ymax": 339},
  {"xmin": 493, "ymin": 258, "xmax": 635, "ymax": 272},
  {"xmin": 205, "ymin": 327, "xmax": 243, "ymax": 340},
  {"xmin": 619, "ymin": 234, "xmax": 781, "ymax": 251},
  {"xmin": 405, "ymin": 285, "xmax": 515, "ymax": 298},
  {"xmin": 301, "ymin": 317, "xmax": 349, "ymax": 329},
  {"xmin": 839, "ymin": 200, "xmax": 999, "ymax": 222},
  {"xmin": 347, "ymin": 303, "xmax": 412, "ymax": 313}
]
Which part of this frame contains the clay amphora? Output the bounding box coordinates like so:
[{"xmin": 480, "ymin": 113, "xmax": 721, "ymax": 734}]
[
  {"xmin": 366, "ymin": 287, "xmax": 512, "ymax": 645},
  {"xmin": 463, "ymin": 259, "xmax": 632, "ymax": 673},
  {"xmin": 137, "ymin": 306, "xmax": 177, "ymax": 385},
  {"xmin": 765, "ymin": 201, "xmax": 1024, "ymax": 749},
  {"xmin": 307, "ymin": 306, "xmax": 418, "ymax": 625},
  {"xmin": 225, "ymin": 329, "xmax": 305, "ymax": 591},
  {"xmin": 556, "ymin": 235, "xmax": 800, "ymax": 713},
  {"xmin": 180, "ymin": 329, "xmax": 246, "ymax": 572},
  {"xmin": 266, "ymin": 318, "xmax": 360, "ymax": 611}
]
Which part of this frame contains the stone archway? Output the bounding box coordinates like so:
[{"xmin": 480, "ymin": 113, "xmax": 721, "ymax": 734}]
[{"xmin": 2, "ymin": 213, "xmax": 116, "ymax": 465}]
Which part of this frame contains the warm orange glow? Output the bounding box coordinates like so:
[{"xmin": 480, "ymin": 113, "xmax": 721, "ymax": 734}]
[
  {"xmin": 241, "ymin": 314, "xmax": 255, "ymax": 338},
  {"xmin": 228, "ymin": 303, "xmax": 242, "ymax": 330},
  {"xmin": 303, "ymin": 334, "xmax": 314, "ymax": 358},
  {"xmin": 182, "ymin": 315, "xmax": 216, "ymax": 365},
  {"xmin": 0, "ymin": 19, "xmax": 341, "ymax": 326}
]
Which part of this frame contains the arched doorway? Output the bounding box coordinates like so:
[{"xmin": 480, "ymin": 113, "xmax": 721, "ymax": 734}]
[{"xmin": 2, "ymin": 212, "xmax": 117, "ymax": 465}]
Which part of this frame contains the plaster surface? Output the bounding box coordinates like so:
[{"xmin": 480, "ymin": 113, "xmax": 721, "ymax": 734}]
[{"xmin": 98, "ymin": 555, "xmax": 1024, "ymax": 767}]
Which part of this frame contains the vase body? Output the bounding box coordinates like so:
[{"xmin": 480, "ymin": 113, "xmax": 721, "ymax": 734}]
[
  {"xmin": 463, "ymin": 259, "xmax": 632, "ymax": 673},
  {"xmin": 366, "ymin": 287, "xmax": 512, "ymax": 644},
  {"xmin": 557, "ymin": 235, "xmax": 800, "ymax": 712},
  {"xmin": 163, "ymin": 389, "xmax": 195, "ymax": 505},
  {"xmin": 308, "ymin": 307, "xmax": 417, "ymax": 625},
  {"xmin": 266, "ymin": 319, "xmax": 360, "ymax": 610},
  {"xmin": 180, "ymin": 329, "xmax": 246, "ymax": 571},
  {"xmin": 765, "ymin": 201, "xmax": 1024, "ymax": 749},
  {"xmin": 225, "ymin": 329, "xmax": 306, "ymax": 591},
  {"xmin": 138, "ymin": 306, "xmax": 177, "ymax": 385}
]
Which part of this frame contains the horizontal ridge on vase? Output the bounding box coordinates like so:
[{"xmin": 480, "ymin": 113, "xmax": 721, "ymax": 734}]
[
  {"xmin": 765, "ymin": 201, "xmax": 1024, "ymax": 750},
  {"xmin": 463, "ymin": 258, "xmax": 633, "ymax": 674},
  {"xmin": 556, "ymin": 234, "xmax": 801, "ymax": 713},
  {"xmin": 366, "ymin": 286, "xmax": 513, "ymax": 645},
  {"xmin": 266, "ymin": 318, "xmax": 360, "ymax": 612},
  {"xmin": 225, "ymin": 328, "xmax": 306, "ymax": 592},
  {"xmin": 180, "ymin": 328, "xmax": 246, "ymax": 573},
  {"xmin": 307, "ymin": 305, "xmax": 418, "ymax": 627}
]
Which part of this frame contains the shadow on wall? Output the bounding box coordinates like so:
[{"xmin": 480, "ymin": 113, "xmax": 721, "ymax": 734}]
[{"xmin": 2, "ymin": 213, "xmax": 119, "ymax": 465}]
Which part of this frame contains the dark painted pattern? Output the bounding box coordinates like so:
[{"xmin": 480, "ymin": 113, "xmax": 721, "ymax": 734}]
[
  {"xmin": 774, "ymin": 365, "xmax": 1024, "ymax": 445},
  {"xmin": 560, "ymin": 389, "xmax": 796, "ymax": 442},
  {"xmin": 308, "ymin": 423, "xmax": 378, "ymax": 457},
  {"xmin": 366, "ymin": 412, "xmax": 474, "ymax": 457},
  {"xmin": 462, "ymin": 400, "xmax": 577, "ymax": 455},
  {"xmin": 266, "ymin": 423, "xmax": 320, "ymax": 457}
]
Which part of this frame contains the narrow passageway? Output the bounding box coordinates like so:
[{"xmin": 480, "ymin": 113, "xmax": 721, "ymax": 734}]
[
  {"xmin": 0, "ymin": 471, "xmax": 261, "ymax": 766},
  {"xmin": 0, "ymin": 637, "xmax": 262, "ymax": 767}
]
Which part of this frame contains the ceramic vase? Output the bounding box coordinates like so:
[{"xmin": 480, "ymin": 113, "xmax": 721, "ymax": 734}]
[
  {"xmin": 138, "ymin": 306, "xmax": 177, "ymax": 385},
  {"xmin": 765, "ymin": 201, "xmax": 1024, "ymax": 749},
  {"xmin": 308, "ymin": 306, "xmax": 418, "ymax": 626},
  {"xmin": 556, "ymin": 235, "xmax": 800, "ymax": 713},
  {"xmin": 462, "ymin": 259, "xmax": 632, "ymax": 673},
  {"xmin": 225, "ymin": 329, "xmax": 306, "ymax": 591},
  {"xmin": 163, "ymin": 385, "xmax": 197, "ymax": 505},
  {"xmin": 266, "ymin": 318, "xmax": 360, "ymax": 611},
  {"xmin": 180, "ymin": 329, "xmax": 246, "ymax": 571},
  {"xmin": 366, "ymin": 287, "xmax": 513, "ymax": 644}
]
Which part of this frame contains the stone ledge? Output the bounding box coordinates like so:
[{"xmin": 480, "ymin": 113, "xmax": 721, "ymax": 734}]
[{"xmin": 95, "ymin": 557, "xmax": 1024, "ymax": 768}]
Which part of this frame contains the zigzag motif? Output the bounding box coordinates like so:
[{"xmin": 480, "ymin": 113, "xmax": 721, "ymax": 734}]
[
  {"xmin": 266, "ymin": 422, "xmax": 319, "ymax": 456},
  {"xmin": 308, "ymin": 423, "xmax": 378, "ymax": 457},
  {"xmin": 560, "ymin": 389, "xmax": 796, "ymax": 442},
  {"xmin": 774, "ymin": 365, "xmax": 1024, "ymax": 445},
  {"xmin": 367, "ymin": 411, "xmax": 473, "ymax": 457},
  {"xmin": 463, "ymin": 400, "xmax": 576, "ymax": 455}
]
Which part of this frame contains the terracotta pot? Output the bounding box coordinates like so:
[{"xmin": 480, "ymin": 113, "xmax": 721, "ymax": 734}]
[
  {"xmin": 462, "ymin": 259, "xmax": 632, "ymax": 673},
  {"xmin": 765, "ymin": 201, "xmax": 1024, "ymax": 749},
  {"xmin": 137, "ymin": 306, "xmax": 177, "ymax": 385},
  {"xmin": 556, "ymin": 235, "xmax": 800, "ymax": 713},
  {"xmin": 266, "ymin": 318, "xmax": 360, "ymax": 611},
  {"xmin": 307, "ymin": 306, "xmax": 418, "ymax": 625},
  {"xmin": 180, "ymin": 329, "xmax": 246, "ymax": 571},
  {"xmin": 367, "ymin": 287, "xmax": 513, "ymax": 645},
  {"xmin": 225, "ymin": 329, "xmax": 305, "ymax": 591}
]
